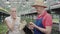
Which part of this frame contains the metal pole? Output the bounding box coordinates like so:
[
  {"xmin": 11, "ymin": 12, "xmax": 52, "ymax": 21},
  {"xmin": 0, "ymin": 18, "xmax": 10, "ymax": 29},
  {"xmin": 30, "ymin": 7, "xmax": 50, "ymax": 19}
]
[{"xmin": 59, "ymin": 15, "xmax": 60, "ymax": 31}]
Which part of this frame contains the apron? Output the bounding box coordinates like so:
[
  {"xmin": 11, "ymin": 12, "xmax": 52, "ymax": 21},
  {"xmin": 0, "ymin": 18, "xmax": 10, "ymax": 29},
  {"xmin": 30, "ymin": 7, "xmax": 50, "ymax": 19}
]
[{"xmin": 33, "ymin": 18, "xmax": 45, "ymax": 34}]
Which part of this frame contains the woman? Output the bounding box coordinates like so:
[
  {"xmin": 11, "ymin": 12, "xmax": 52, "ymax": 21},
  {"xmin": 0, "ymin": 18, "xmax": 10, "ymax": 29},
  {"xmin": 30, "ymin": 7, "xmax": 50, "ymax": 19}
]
[{"xmin": 5, "ymin": 8, "xmax": 25, "ymax": 34}]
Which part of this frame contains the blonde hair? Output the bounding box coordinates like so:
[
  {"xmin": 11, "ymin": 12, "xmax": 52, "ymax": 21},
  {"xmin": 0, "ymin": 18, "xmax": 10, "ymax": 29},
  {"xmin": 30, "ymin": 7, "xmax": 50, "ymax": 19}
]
[{"xmin": 8, "ymin": 7, "xmax": 17, "ymax": 14}]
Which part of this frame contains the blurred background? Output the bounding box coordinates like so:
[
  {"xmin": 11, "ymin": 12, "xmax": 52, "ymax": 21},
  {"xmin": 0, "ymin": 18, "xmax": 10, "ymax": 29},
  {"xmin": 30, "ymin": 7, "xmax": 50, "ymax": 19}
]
[{"xmin": 0, "ymin": 0, "xmax": 60, "ymax": 34}]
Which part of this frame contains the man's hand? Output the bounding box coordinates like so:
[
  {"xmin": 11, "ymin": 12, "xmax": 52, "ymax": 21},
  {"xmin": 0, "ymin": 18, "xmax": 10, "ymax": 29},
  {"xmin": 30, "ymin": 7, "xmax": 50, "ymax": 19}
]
[
  {"xmin": 29, "ymin": 22, "xmax": 37, "ymax": 28},
  {"xmin": 28, "ymin": 22, "xmax": 36, "ymax": 29}
]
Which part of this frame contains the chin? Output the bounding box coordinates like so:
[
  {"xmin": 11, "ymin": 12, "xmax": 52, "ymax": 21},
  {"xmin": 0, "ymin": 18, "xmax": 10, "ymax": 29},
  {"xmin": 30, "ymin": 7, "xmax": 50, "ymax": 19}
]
[
  {"xmin": 13, "ymin": 17, "xmax": 16, "ymax": 19},
  {"xmin": 37, "ymin": 12, "xmax": 41, "ymax": 14}
]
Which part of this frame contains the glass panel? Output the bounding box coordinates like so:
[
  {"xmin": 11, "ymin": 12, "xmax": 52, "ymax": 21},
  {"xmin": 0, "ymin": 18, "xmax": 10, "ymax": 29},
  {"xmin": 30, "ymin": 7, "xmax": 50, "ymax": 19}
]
[{"xmin": 52, "ymin": 14, "xmax": 59, "ymax": 23}]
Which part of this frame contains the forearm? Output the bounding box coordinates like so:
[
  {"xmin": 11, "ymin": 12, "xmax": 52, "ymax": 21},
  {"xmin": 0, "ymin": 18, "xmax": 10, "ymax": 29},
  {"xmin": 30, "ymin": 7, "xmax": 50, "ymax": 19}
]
[
  {"xmin": 7, "ymin": 24, "xmax": 14, "ymax": 31},
  {"xmin": 10, "ymin": 26, "xmax": 14, "ymax": 31},
  {"xmin": 5, "ymin": 18, "xmax": 14, "ymax": 31},
  {"xmin": 35, "ymin": 26, "xmax": 49, "ymax": 34},
  {"xmin": 9, "ymin": 21, "xmax": 15, "ymax": 31}
]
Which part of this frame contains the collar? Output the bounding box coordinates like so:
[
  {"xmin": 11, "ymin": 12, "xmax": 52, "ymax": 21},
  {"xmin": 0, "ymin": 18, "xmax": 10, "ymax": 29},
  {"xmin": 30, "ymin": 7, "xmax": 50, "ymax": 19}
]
[{"xmin": 37, "ymin": 10, "xmax": 47, "ymax": 19}]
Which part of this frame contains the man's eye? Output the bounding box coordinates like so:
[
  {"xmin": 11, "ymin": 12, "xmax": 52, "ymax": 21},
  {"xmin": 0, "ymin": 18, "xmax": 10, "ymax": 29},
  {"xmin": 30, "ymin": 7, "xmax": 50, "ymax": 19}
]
[{"xmin": 12, "ymin": 11, "xmax": 16, "ymax": 12}]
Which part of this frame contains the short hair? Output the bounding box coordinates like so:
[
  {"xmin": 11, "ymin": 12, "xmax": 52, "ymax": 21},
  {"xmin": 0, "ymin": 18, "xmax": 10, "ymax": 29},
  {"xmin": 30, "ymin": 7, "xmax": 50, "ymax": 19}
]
[
  {"xmin": 9, "ymin": 7, "xmax": 17, "ymax": 14},
  {"xmin": 10, "ymin": 7, "xmax": 16, "ymax": 11}
]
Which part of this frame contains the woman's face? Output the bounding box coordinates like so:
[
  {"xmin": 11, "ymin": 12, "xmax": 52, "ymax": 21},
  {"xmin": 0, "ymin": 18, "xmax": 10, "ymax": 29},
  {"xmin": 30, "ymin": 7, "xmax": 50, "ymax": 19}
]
[{"xmin": 10, "ymin": 8, "xmax": 17, "ymax": 19}]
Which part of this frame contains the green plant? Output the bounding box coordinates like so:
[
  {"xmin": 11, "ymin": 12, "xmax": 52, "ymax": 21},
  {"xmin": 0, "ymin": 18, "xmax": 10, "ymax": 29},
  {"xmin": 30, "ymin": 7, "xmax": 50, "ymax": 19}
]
[{"xmin": 0, "ymin": 23, "xmax": 8, "ymax": 34}]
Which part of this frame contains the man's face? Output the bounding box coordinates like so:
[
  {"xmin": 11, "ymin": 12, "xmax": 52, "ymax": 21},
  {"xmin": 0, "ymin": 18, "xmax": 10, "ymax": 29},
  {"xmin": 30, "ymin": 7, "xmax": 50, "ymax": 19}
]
[
  {"xmin": 35, "ymin": 6, "xmax": 44, "ymax": 14},
  {"xmin": 10, "ymin": 8, "xmax": 17, "ymax": 18}
]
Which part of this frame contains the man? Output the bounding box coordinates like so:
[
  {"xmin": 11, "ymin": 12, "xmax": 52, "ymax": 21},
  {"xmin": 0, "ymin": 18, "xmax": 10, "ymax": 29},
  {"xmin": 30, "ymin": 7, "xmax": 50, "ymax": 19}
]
[
  {"xmin": 5, "ymin": 7, "xmax": 25, "ymax": 34},
  {"xmin": 29, "ymin": 0, "xmax": 52, "ymax": 34}
]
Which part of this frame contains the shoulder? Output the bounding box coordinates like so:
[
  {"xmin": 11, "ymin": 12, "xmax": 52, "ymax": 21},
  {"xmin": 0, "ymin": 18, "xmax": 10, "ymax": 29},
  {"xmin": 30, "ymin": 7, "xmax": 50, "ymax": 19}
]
[
  {"xmin": 17, "ymin": 17, "xmax": 20, "ymax": 20},
  {"xmin": 43, "ymin": 13, "xmax": 52, "ymax": 21},
  {"xmin": 17, "ymin": 17, "xmax": 20, "ymax": 18},
  {"xmin": 17, "ymin": 17, "xmax": 20, "ymax": 19},
  {"xmin": 47, "ymin": 13, "xmax": 52, "ymax": 17},
  {"xmin": 5, "ymin": 16, "xmax": 10, "ymax": 21},
  {"xmin": 44, "ymin": 13, "xmax": 52, "ymax": 19}
]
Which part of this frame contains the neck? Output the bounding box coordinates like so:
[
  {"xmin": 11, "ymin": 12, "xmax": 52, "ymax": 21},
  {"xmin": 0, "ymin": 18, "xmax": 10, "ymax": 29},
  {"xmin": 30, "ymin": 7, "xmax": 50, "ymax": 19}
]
[{"xmin": 38, "ymin": 10, "xmax": 45, "ymax": 16}]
